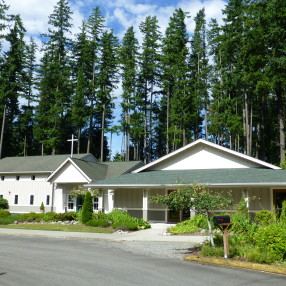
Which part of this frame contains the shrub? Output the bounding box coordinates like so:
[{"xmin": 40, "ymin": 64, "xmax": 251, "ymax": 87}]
[
  {"xmin": 279, "ymin": 200, "xmax": 286, "ymax": 225},
  {"xmin": 191, "ymin": 214, "xmax": 209, "ymax": 229},
  {"xmin": 40, "ymin": 202, "xmax": 45, "ymax": 212},
  {"xmin": 81, "ymin": 192, "xmax": 93, "ymax": 224},
  {"xmin": 93, "ymin": 211, "xmax": 108, "ymax": 221},
  {"xmin": 42, "ymin": 212, "xmax": 57, "ymax": 222},
  {"xmin": 0, "ymin": 209, "xmax": 10, "ymax": 218},
  {"xmin": 19, "ymin": 212, "xmax": 42, "ymax": 222},
  {"xmin": 0, "ymin": 213, "xmax": 22, "ymax": 225},
  {"xmin": 0, "ymin": 197, "xmax": 9, "ymax": 209},
  {"xmin": 106, "ymin": 209, "xmax": 150, "ymax": 231},
  {"xmin": 86, "ymin": 219, "xmax": 110, "ymax": 227},
  {"xmin": 246, "ymin": 248, "xmax": 277, "ymax": 264},
  {"xmin": 254, "ymin": 224, "xmax": 286, "ymax": 261},
  {"xmin": 200, "ymin": 245, "xmax": 224, "ymax": 257},
  {"xmin": 112, "ymin": 221, "xmax": 138, "ymax": 231},
  {"xmin": 254, "ymin": 210, "xmax": 276, "ymax": 226},
  {"xmin": 169, "ymin": 221, "xmax": 198, "ymax": 235},
  {"xmin": 137, "ymin": 218, "xmax": 151, "ymax": 229},
  {"xmin": 230, "ymin": 212, "xmax": 257, "ymax": 234}
]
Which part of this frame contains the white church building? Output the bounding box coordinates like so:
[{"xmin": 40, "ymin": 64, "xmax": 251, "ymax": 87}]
[{"xmin": 1, "ymin": 139, "xmax": 286, "ymax": 222}]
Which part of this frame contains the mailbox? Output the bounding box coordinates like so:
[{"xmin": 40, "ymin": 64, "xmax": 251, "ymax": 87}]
[{"xmin": 213, "ymin": 215, "xmax": 230, "ymax": 226}]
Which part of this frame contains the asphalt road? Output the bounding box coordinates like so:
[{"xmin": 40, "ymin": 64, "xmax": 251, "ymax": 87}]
[{"xmin": 0, "ymin": 235, "xmax": 285, "ymax": 286}]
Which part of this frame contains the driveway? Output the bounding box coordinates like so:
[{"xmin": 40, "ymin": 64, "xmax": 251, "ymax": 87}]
[{"xmin": 0, "ymin": 235, "xmax": 285, "ymax": 286}]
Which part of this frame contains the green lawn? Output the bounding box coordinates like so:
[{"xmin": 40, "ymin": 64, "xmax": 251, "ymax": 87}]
[{"xmin": 0, "ymin": 223, "xmax": 114, "ymax": 233}]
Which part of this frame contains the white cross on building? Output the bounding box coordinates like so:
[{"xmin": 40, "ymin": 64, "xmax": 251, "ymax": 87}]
[{"xmin": 67, "ymin": 134, "xmax": 78, "ymax": 158}]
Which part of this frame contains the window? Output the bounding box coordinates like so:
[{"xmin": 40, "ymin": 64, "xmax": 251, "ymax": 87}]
[
  {"xmin": 67, "ymin": 195, "xmax": 74, "ymax": 210},
  {"xmin": 14, "ymin": 195, "xmax": 18, "ymax": 205},
  {"xmin": 46, "ymin": 195, "xmax": 50, "ymax": 206},
  {"xmin": 16, "ymin": 176, "xmax": 20, "ymax": 181},
  {"xmin": 93, "ymin": 197, "xmax": 98, "ymax": 211},
  {"xmin": 31, "ymin": 175, "xmax": 35, "ymax": 181},
  {"xmin": 30, "ymin": 195, "xmax": 34, "ymax": 205},
  {"xmin": 1, "ymin": 176, "xmax": 4, "ymax": 181}
]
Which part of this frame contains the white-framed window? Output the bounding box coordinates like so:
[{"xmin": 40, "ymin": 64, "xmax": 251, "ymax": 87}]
[
  {"xmin": 14, "ymin": 195, "xmax": 18, "ymax": 205},
  {"xmin": 93, "ymin": 197, "xmax": 98, "ymax": 211},
  {"xmin": 67, "ymin": 195, "xmax": 74, "ymax": 210},
  {"xmin": 30, "ymin": 195, "xmax": 34, "ymax": 205}
]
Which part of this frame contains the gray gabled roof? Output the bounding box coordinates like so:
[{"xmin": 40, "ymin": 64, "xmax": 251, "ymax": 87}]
[
  {"xmin": 102, "ymin": 161, "xmax": 144, "ymax": 177},
  {"xmin": 0, "ymin": 154, "xmax": 96, "ymax": 174},
  {"xmin": 87, "ymin": 168, "xmax": 286, "ymax": 188},
  {"xmin": 70, "ymin": 158, "xmax": 108, "ymax": 181}
]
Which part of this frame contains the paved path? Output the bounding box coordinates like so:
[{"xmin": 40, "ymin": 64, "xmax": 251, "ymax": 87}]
[{"xmin": 0, "ymin": 223, "xmax": 209, "ymax": 243}]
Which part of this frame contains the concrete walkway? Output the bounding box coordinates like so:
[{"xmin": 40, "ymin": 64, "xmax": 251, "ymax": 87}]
[{"xmin": 0, "ymin": 223, "xmax": 210, "ymax": 243}]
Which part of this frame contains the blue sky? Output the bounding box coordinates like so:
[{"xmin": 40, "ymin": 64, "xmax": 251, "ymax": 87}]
[{"xmin": 4, "ymin": 0, "xmax": 228, "ymax": 157}]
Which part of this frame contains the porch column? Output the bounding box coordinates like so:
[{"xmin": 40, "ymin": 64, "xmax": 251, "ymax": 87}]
[
  {"xmin": 106, "ymin": 189, "xmax": 114, "ymax": 213},
  {"xmin": 243, "ymin": 189, "xmax": 249, "ymax": 208},
  {"xmin": 98, "ymin": 190, "xmax": 103, "ymax": 212},
  {"xmin": 143, "ymin": 189, "xmax": 149, "ymax": 221}
]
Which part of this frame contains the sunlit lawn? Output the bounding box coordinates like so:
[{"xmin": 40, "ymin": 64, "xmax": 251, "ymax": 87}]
[{"xmin": 0, "ymin": 223, "xmax": 114, "ymax": 233}]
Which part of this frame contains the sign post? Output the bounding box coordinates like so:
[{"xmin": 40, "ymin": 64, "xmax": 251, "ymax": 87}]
[{"xmin": 213, "ymin": 216, "xmax": 233, "ymax": 258}]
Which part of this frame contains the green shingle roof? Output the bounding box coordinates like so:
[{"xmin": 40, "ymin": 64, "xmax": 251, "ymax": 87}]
[
  {"xmin": 88, "ymin": 168, "xmax": 286, "ymax": 187},
  {"xmin": 0, "ymin": 154, "xmax": 94, "ymax": 173},
  {"xmin": 71, "ymin": 159, "xmax": 108, "ymax": 181},
  {"xmin": 102, "ymin": 161, "xmax": 144, "ymax": 177}
]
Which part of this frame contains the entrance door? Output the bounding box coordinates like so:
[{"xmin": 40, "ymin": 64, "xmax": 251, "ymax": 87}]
[
  {"xmin": 167, "ymin": 190, "xmax": 190, "ymax": 223},
  {"xmin": 273, "ymin": 189, "xmax": 286, "ymax": 215}
]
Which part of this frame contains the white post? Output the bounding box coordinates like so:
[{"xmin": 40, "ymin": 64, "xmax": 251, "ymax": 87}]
[
  {"xmin": 98, "ymin": 190, "xmax": 103, "ymax": 212},
  {"xmin": 143, "ymin": 189, "xmax": 149, "ymax": 221},
  {"xmin": 107, "ymin": 189, "xmax": 114, "ymax": 213}
]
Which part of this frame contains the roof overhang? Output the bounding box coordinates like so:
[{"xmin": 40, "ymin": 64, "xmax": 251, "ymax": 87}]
[
  {"xmin": 86, "ymin": 182, "xmax": 286, "ymax": 189},
  {"xmin": 47, "ymin": 157, "xmax": 91, "ymax": 182},
  {"xmin": 133, "ymin": 139, "xmax": 281, "ymax": 173}
]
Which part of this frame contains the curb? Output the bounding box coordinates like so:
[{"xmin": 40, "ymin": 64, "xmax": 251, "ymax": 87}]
[{"xmin": 184, "ymin": 255, "xmax": 286, "ymax": 276}]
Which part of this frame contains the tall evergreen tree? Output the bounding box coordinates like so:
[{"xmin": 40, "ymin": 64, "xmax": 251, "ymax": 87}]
[
  {"xmin": 96, "ymin": 30, "xmax": 119, "ymax": 161},
  {"xmin": 34, "ymin": 0, "xmax": 73, "ymax": 155},
  {"xmin": 85, "ymin": 7, "xmax": 105, "ymax": 154},
  {"xmin": 161, "ymin": 8, "xmax": 189, "ymax": 154},
  {"xmin": 0, "ymin": 14, "xmax": 27, "ymax": 158},
  {"xmin": 119, "ymin": 26, "xmax": 139, "ymax": 161},
  {"xmin": 138, "ymin": 16, "xmax": 161, "ymax": 163},
  {"xmin": 71, "ymin": 21, "xmax": 91, "ymax": 154},
  {"xmin": 15, "ymin": 37, "xmax": 37, "ymax": 156},
  {"xmin": 189, "ymin": 8, "xmax": 209, "ymax": 140}
]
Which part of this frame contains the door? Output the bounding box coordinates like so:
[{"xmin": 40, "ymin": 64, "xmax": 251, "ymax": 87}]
[
  {"xmin": 273, "ymin": 189, "xmax": 286, "ymax": 216},
  {"xmin": 167, "ymin": 190, "xmax": 190, "ymax": 223}
]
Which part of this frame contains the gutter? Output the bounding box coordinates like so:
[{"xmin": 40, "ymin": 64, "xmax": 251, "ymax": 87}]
[{"xmin": 86, "ymin": 182, "xmax": 286, "ymax": 188}]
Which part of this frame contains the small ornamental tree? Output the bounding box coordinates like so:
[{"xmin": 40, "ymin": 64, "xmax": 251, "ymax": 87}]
[
  {"xmin": 0, "ymin": 197, "xmax": 9, "ymax": 210},
  {"xmin": 40, "ymin": 202, "xmax": 45, "ymax": 213},
  {"xmin": 150, "ymin": 183, "xmax": 234, "ymax": 247},
  {"xmin": 81, "ymin": 191, "xmax": 93, "ymax": 224}
]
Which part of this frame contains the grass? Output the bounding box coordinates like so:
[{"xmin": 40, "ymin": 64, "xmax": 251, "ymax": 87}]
[{"xmin": 0, "ymin": 223, "xmax": 114, "ymax": 233}]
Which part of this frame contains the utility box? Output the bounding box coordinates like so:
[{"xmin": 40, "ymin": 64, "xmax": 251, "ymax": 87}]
[{"xmin": 213, "ymin": 215, "xmax": 230, "ymax": 226}]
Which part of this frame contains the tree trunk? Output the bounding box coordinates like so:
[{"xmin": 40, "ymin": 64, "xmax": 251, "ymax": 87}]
[
  {"xmin": 77, "ymin": 128, "xmax": 81, "ymax": 154},
  {"xmin": 206, "ymin": 212, "xmax": 215, "ymax": 247},
  {"xmin": 100, "ymin": 103, "xmax": 105, "ymax": 162},
  {"xmin": 166, "ymin": 88, "xmax": 170, "ymax": 154},
  {"xmin": 0, "ymin": 104, "xmax": 6, "ymax": 159}
]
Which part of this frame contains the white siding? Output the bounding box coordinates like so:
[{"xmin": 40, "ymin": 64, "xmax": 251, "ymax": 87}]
[
  {"xmin": 52, "ymin": 163, "xmax": 88, "ymax": 183},
  {"xmin": 150, "ymin": 144, "xmax": 262, "ymax": 170},
  {"xmin": 0, "ymin": 181, "xmax": 52, "ymax": 210}
]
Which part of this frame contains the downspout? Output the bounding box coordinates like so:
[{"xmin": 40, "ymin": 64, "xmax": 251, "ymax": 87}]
[{"xmin": 51, "ymin": 183, "xmax": 55, "ymax": 212}]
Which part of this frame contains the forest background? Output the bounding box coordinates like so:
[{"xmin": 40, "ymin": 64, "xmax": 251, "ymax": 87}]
[{"xmin": 0, "ymin": 0, "xmax": 285, "ymax": 166}]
